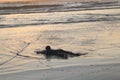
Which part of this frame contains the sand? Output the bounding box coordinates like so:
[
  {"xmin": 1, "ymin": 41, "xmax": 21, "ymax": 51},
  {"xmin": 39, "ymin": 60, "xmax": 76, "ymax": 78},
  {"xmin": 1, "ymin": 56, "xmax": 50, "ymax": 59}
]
[
  {"xmin": 0, "ymin": 1, "xmax": 120, "ymax": 79},
  {"xmin": 0, "ymin": 59, "xmax": 120, "ymax": 80},
  {"xmin": 0, "ymin": 19, "xmax": 120, "ymax": 79}
]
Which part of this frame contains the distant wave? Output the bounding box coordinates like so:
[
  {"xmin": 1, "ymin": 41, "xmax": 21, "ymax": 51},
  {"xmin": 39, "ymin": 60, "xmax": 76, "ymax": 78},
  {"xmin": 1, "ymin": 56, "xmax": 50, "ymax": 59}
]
[
  {"xmin": 0, "ymin": 13, "xmax": 120, "ymax": 28},
  {"xmin": 0, "ymin": 1, "xmax": 120, "ymax": 28},
  {"xmin": 0, "ymin": 1, "xmax": 120, "ymax": 15}
]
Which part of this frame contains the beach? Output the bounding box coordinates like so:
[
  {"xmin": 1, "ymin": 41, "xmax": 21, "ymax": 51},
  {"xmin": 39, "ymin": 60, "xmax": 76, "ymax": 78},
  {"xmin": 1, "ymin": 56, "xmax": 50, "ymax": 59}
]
[
  {"xmin": 1, "ymin": 62, "xmax": 120, "ymax": 80},
  {"xmin": 0, "ymin": 0, "xmax": 120, "ymax": 80}
]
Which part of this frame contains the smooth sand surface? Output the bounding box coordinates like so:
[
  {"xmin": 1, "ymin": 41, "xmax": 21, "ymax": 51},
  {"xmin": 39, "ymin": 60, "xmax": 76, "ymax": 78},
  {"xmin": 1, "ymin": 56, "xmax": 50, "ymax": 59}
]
[{"xmin": 0, "ymin": 61, "xmax": 120, "ymax": 80}]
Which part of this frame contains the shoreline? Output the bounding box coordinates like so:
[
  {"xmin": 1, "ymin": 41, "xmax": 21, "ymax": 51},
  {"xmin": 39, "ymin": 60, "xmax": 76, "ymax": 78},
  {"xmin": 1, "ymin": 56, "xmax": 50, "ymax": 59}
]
[
  {"xmin": 0, "ymin": 1, "xmax": 120, "ymax": 79},
  {"xmin": 0, "ymin": 0, "xmax": 119, "ymax": 15},
  {"xmin": 0, "ymin": 8, "xmax": 120, "ymax": 28}
]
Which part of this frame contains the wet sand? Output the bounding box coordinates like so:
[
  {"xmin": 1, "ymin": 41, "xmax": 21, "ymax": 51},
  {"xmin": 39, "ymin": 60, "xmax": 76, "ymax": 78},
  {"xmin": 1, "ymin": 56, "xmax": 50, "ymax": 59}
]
[
  {"xmin": 0, "ymin": 1, "xmax": 120, "ymax": 80},
  {"xmin": 1, "ymin": 62, "xmax": 120, "ymax": 80},
  {"xmin": 0, "ymin": 14, "xmax": 120, "ymax": 75}
]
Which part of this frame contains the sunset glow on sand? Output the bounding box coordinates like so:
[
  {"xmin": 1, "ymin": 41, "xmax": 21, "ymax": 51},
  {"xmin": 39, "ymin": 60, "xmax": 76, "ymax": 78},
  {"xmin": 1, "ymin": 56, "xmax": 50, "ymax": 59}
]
[{"xmin": 0, "ymin": 0, "xmax": 120, "ymax": 80}]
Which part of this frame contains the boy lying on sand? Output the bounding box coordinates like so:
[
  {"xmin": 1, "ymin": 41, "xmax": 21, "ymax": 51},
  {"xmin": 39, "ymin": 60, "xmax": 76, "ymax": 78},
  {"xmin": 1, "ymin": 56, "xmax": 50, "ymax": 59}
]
[{"xmin": 35, "ymin": 46, "xmax": 88, "ymax": 59}]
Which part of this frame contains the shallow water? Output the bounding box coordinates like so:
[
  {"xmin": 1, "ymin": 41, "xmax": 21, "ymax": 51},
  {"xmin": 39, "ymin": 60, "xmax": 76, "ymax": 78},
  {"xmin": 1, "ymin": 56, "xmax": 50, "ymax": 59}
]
[{"xmin": 0, "ymin": 1, "xmax": 120, "ymax": 74}]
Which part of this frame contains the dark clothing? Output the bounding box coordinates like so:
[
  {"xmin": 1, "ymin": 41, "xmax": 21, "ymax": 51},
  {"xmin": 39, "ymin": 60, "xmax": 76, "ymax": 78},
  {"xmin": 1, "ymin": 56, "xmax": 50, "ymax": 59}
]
[{"xmin": 35, "ymin": 46, "xmax": 87, "ymax": 59}]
